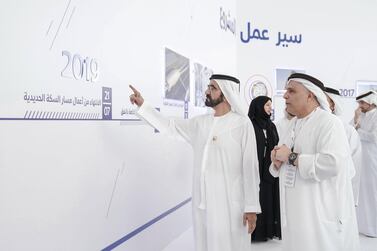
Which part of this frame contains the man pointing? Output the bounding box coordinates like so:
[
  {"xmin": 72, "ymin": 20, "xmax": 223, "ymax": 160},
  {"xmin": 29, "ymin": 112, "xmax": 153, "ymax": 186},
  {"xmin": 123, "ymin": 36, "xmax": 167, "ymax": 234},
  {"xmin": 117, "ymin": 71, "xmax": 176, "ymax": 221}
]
[{"xmin": 129, "ymin": 74, "xmax": 261, "ymax": 251}]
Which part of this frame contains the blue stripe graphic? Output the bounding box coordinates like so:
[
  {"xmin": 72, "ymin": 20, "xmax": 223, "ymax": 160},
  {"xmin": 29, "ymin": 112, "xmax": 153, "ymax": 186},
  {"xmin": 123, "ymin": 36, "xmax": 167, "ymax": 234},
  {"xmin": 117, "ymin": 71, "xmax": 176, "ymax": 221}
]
[{"xmin": 102, "ymin": 198, "xmax": 192, "ymax": 251}]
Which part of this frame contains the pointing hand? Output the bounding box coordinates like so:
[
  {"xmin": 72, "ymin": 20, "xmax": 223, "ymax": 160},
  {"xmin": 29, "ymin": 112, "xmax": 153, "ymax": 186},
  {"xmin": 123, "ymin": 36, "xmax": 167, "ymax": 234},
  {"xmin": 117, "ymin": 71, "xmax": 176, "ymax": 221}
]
[{"xmin": 129, "ymin": 85, "xmax": 144, "ymax": 107}]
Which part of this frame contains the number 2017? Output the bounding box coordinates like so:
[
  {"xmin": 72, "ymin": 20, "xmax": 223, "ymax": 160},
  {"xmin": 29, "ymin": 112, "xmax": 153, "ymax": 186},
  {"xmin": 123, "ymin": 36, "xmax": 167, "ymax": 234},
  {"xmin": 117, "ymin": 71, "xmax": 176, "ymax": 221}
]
[{"xmin": 339, "ymin": 89, "xmax": 355, "ymax": 97}]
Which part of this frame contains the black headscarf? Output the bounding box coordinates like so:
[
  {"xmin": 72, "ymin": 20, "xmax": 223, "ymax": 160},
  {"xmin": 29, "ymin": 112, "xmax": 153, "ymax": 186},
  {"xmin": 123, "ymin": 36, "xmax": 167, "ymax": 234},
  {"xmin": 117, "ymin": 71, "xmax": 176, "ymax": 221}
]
[
  {"xmin": 248, "ymin": 96, "xmax": 279, "ymax": 183},
  {"xmin": 248, "ymin": 96, "xmax": 272, "ymax": 130}
]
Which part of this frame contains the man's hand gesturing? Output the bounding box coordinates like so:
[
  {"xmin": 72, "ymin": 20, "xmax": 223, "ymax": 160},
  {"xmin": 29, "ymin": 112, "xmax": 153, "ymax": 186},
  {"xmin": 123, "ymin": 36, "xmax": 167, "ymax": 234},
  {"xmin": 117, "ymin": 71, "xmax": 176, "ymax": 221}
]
[{"xmin": 129, "ymin": 85, "xmax": 144, "ymax": 107}]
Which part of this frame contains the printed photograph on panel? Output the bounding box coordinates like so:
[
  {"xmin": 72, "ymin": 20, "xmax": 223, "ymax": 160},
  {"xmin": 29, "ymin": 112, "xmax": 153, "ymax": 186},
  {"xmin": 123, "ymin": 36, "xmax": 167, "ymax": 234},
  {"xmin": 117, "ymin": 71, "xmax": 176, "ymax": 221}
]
[
  {"xmin": 275, "ymin": 68, "xmax": 305, "ymax": 95},
  {"xmin": 194, "ymin": 63, "xmax": 213, "ymax": 107},
  {"xmin": 356, "ymin": 80, "xmax": 377, "ymax": 96},
  {"xmin": 165, "ymin": 48, "xmax": 190, "ymax": 101}
]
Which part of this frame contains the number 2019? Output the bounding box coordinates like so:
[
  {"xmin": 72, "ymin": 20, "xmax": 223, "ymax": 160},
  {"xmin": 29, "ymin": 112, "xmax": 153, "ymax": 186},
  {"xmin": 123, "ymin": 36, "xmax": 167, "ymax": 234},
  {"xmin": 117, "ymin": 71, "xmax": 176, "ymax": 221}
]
[{"xmin": 61, "ymin": 50, "xmax": 99, "ymax": 82}]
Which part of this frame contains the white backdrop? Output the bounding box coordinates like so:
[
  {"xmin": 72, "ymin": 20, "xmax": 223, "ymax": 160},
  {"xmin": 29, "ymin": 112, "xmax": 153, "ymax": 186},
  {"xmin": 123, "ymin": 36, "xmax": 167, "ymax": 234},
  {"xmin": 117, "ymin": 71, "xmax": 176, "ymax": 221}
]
[
  {"xmin": 2, "ymin": 0, "xmax": 377, "ymax": 250},
  {"xmin": 0, "ymin": 0, "xmax": 237, "ymax": 250},
  {"xmin": 236, "ymin": 0, "xmax": 377, "ymax": 123}
]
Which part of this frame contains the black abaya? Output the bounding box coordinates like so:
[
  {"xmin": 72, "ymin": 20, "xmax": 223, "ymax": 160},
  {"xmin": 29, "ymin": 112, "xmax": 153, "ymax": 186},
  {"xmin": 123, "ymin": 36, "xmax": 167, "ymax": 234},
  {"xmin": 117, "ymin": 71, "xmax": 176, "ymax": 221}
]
[{"xmin": 248, "ymin": 96, "xmax": 281, "ymax": 241}]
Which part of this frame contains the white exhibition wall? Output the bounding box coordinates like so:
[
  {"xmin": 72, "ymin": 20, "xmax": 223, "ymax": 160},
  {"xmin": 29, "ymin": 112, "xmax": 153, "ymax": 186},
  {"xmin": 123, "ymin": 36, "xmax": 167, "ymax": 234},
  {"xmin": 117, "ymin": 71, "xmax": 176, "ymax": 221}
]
[
  {"xmin": 1, "ymin": 0, "xmax": 377, "ymax": 251},
  {"xmin": 237, "ymin": 0, "xmax": 377, "ymax": 123},
  {"xmin": 0, "ymin": 0, "xmax": 236, "ymax": 250}
]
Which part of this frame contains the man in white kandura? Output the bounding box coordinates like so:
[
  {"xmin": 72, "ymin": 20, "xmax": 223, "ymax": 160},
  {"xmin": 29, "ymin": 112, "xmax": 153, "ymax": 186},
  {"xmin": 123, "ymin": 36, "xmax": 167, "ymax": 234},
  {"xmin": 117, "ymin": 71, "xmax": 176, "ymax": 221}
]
[
  {"xmin": 270, "ymin": 73, "xmax": 360, "ymax": 251},
  {"xmin": 275, "ymin": 107, "xmax": 295, "ymax": 139},
  {"xmin": 129, "ymin": 74, "xmax": 261, "ymax": 251},
  {"xmin": 353, "ymin": 90, "xmax": 377, "ymax": 238},
  {"xmin": 324, "ymin": 86, "xmax": 362, "ymax": 206}
]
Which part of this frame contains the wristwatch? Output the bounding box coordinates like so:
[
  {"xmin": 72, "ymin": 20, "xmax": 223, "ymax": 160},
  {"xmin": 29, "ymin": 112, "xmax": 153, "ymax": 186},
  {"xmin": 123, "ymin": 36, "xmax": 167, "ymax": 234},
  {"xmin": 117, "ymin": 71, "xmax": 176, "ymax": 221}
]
[{"xmin": 288, "ymin": 152, "xmax": 298, "ymax": 166}]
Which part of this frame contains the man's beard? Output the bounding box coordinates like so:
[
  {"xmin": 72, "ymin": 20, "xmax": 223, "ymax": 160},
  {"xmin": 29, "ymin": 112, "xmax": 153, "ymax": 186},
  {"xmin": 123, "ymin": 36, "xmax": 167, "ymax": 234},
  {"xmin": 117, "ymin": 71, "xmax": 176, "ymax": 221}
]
[
  {"xmin": 205, "ymin": 94, "xmax": 224, "ymax": 107},
  {"xmin": 361, "ymin": 107, "xmax": 368, "ymax": 113}
]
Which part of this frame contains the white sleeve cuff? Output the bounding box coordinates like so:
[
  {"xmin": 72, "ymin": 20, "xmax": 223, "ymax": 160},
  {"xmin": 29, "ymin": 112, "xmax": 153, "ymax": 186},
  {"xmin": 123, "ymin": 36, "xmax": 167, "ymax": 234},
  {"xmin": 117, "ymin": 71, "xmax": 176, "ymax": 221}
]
[
  {"xmin": 244, "ymin": 205, "xmax": 261, "ymax": 214},
  {"xmin": 269, "ymin": 164, "xmax": 280, "ymax": 177}
]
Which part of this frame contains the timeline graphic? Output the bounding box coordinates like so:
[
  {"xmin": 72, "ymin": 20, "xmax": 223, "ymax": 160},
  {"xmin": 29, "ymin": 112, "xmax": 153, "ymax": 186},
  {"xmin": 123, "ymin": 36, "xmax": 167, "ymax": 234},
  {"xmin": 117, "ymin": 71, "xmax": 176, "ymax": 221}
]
[
  {"xmin": 0, "ymin": 0, "xmax": 141, "ymax": 123},
  {"xmin": 0, "ymin": 87, "xmax": 141, "ymax": 122}
]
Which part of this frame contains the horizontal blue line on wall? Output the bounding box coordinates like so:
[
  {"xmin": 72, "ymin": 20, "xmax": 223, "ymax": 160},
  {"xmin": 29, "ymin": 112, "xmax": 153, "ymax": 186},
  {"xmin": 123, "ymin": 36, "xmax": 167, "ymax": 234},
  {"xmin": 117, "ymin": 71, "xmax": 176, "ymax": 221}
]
[{"xmin": 102, "ymin": 197, "xmax": 192, "ymax": 251}]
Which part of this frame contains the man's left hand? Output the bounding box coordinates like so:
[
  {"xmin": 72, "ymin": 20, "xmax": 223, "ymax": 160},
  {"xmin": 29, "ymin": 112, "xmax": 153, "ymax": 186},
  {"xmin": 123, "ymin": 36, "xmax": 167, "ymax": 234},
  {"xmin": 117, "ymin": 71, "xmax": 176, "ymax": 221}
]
[{"xmin": 243, "ymin": 212, "xmax": 257, "ymax": 234}]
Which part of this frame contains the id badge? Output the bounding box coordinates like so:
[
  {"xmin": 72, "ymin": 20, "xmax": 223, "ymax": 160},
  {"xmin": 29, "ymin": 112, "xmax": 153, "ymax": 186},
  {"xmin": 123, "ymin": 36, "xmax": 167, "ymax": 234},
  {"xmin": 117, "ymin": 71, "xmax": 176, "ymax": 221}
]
[{"xmin": 284, "ymin": 164, "xmax": 297, "ymax": 188}]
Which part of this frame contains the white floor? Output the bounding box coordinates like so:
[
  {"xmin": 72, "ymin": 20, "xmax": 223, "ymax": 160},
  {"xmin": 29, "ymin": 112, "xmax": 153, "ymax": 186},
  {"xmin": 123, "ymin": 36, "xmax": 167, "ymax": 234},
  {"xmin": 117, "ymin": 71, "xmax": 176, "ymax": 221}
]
[{"xmin": 163, "ymin": 227, "xmax": 377, "ymax": 251}]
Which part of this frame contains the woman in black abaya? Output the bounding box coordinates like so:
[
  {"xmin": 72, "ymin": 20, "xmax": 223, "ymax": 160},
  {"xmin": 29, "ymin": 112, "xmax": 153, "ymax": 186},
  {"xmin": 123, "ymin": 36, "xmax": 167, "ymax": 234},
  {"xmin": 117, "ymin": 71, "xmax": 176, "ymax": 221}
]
[{"xmin": 248, "ymin": 96, "xmax": 281, "ymax": 242}]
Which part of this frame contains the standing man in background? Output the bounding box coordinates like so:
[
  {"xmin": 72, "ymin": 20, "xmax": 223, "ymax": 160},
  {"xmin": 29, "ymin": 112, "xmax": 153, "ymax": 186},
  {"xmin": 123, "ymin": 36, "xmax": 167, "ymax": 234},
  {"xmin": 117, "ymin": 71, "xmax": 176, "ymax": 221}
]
[
  {"xmin": 275, "ymin": 107, "xmax": 295, "ymax": 141},
  {"xmin": 353, "ymin": 90, "xmax": 377, "ymax": 238},
  {"xmin": 129, "ymin": 74, "xmax": 261, "ymax": 251},
  {"xmin": 324, "ymin": 86, "xmax": 362, "ymax": 206},
  {"xmin": 270, "ymin": 73, "xmax": 360, "ymax": 251}
]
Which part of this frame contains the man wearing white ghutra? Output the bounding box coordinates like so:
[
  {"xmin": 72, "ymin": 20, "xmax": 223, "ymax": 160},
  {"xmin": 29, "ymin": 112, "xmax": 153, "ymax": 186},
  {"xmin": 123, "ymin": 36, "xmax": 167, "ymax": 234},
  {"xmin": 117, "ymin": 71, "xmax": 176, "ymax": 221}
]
[
  {"xmin": 353, "ymin": 90, "xmax": 377, "ymax": 238},
  {"xmin": 129, "ymin": 74, "xmax": 261, "ymax": 251},
  {"xmin": 270, "ymin": 73, "xmax": 360, "ymax": 251}
]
